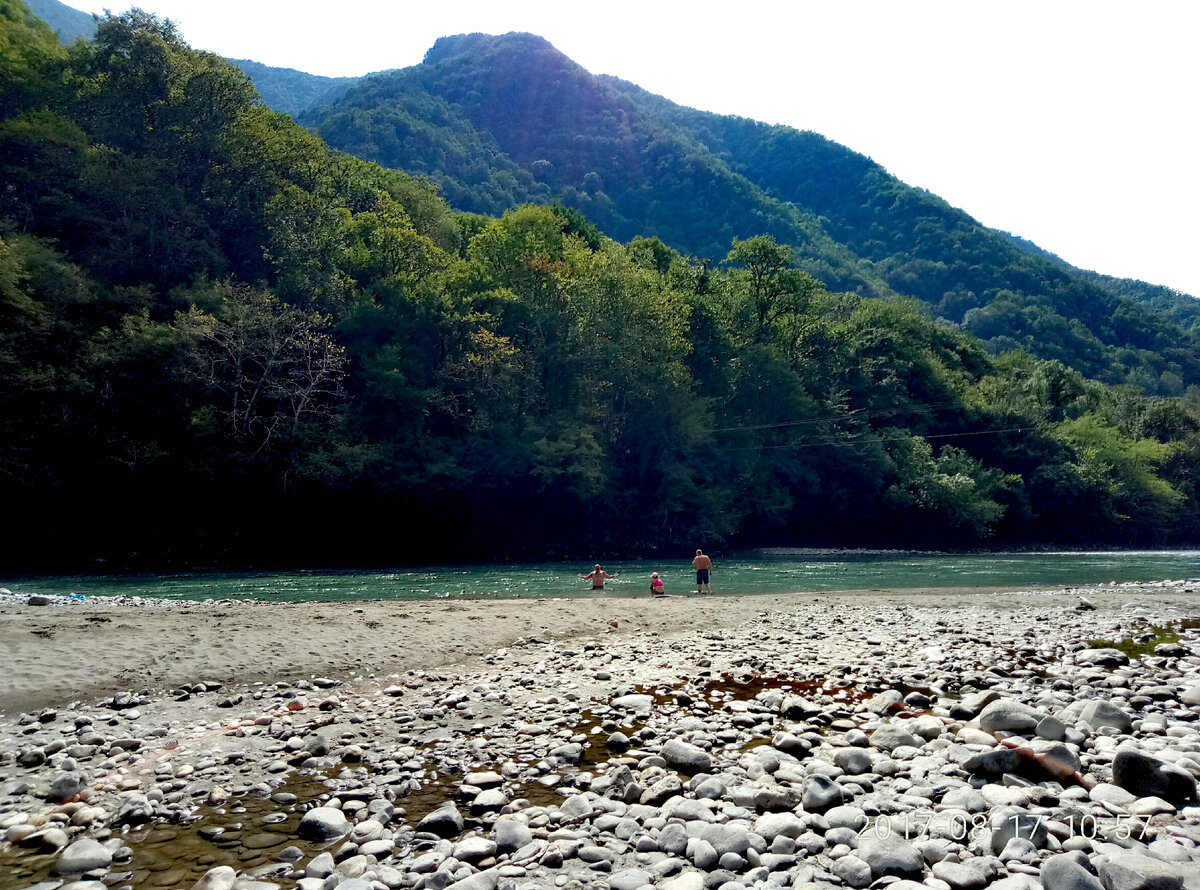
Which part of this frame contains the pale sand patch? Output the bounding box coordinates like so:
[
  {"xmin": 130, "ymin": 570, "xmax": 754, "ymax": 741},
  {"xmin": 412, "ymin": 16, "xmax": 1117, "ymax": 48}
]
[{"xmin": 0, "ymin": 584, "xmax": 1192, "ymax": 715}]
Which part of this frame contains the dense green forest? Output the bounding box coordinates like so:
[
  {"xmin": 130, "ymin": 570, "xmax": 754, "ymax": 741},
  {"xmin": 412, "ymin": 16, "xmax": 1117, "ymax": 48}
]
[
  {"xmin": 301, "ymin": 32, "xmax": 1200, "ymax": 397},
  {"xmin": 3, "ymin": 4, "xmax": 1200, "ymax": 571},
  {"xmin": 227, "ymin": 59, "xmax": 361, "ymax": 120}
]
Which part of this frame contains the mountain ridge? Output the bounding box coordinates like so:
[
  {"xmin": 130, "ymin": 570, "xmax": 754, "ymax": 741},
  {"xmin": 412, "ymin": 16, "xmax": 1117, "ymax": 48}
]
[{"xmin": 297, "ymin": 31, "xmax": 1200, "ymax": 392}]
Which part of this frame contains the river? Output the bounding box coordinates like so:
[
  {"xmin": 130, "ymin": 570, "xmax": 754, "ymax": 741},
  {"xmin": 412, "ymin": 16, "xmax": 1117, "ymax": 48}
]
[{"xmin": 7, "ymin": 550, "xmax": 1200, "ymax": 603}]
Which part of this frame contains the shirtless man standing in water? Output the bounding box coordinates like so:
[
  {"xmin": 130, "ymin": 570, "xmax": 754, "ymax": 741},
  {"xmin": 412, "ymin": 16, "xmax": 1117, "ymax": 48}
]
[
  {"xmin": 692, "ymin": 549, "xmax": 713, "ymax": 594},
  {"xmin": 580, "ymin": 564, "xmax": 618, "ymax": 590}
]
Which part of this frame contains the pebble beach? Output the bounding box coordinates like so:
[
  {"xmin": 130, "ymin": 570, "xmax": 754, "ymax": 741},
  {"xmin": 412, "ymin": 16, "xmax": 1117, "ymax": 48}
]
[{"xmin": 3, "ymin": 582, "xmax": 1200, "ymax": 890}]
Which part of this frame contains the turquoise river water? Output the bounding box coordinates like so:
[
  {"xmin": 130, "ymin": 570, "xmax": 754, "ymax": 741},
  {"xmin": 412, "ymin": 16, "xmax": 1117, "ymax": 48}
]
[{"xmin": 7, "ymin": 550, "xmax": 1200, "ymax": 603}]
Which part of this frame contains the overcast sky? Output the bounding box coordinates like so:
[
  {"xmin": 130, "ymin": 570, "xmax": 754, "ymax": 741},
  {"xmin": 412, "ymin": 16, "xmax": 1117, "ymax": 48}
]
[{"xmin": 63, "ymin": 0, "xmax": 1200, "ymax": 298}]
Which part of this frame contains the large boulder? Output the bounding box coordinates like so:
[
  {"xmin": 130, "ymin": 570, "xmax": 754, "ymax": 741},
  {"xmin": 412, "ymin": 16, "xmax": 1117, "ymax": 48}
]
[
  {"xmin": 192, "ymin": 866, "xmax": 238, "ymax": 890},
  {"xmin": 932, "ymin": 857, "xmax": 998, "ymax": 890},
  {"xmin": 780, "ymin": 695, "xmax": 822, "ymax": 719},
  {"xmin": 610, "ymin": 694, "xmax": 654, "ymax": 713},
  {"xmin": 657, "ymin": 822, "xmax": 689, "ymax": 855},
  {"xmin": 801, "ymin": 774, "xmax": 843, "ymax": 812},
  {"xmin": 1075, "ymin": 648, "xmax": 1129, "ymax": 667},
  {"xmin": 834, "ymin": 747, "xmax": 874, "ymax": 774},
  {"xmin": 1112, "ymin": 749, "xmax": 1198, "ymax": 805},
  {"xmin": 1097, "ymin": 850, "xmax": 1185, "ymax": 890},
  {"xmin": 698, "ymin": 822, "xmax": 759, "ymax": 857},
  {"xmin": 951, "ymin": 690, "xmax": 1001, "ymax": 720},
  {"xmin": 979, "ymin": 700, "xmax": 1044, "ymax": 734},
  {"xmin": 753, "ymin": 812, "xmax": 805, "ymax": 843},
  {"xmin": 661, "ymin": 796, "xmax": 717, "ymax": 822},
  {"xmin": 47, "ymin": 772, "xmax": 86, "ymax": 803},
  {"xmin": 865, "ymin": 690, "xmax": 903, "ymax": 715},
  {"xmin": 112, "ymin": 792, "xmax": 153, "ymax": 827},
  {"xmin": 417, "ymin": 802, "xmax": 466, "ymax": 837},
  {"xmin": 1078, "ymin": 700, "xmax": 1133, "ymax": 734},
  {"xmin": 659, "ymin": 739, "xmax": 712, "ymax": 773},
  {"xmin": 1040, "ymin": 855, "xmax": 1103, "ymax": 890},
  {"xmin": 661, "ymin": 874, "xmax": 705, "ymax": 890},
  {"xmin": 298, "ymin": 806, "xmax": 352, "ymax": 842},
  {"xmin": 963, "ymin": 748, "xmax": 1022, "ymax": 776},
  {"xmin": 446, "ymin": 868, "xmax": 500, "ymax": 890},
  {"xmin": 1029, "ymin": 740, "xmax": 1082, "ymax": 779},
  {"xmin": 832, "ymin": 855, "xmax": 873, "ymax": 888},
  {"xmin": 452, "ymin": 837, "xmax": 497, "ymax": 862},
  {"xmin": 857, "ymin": 834, "xmax": 924, "ymax": 879},
  {"xmin": 870, "ymin": 723, "xmax": 922, "ymax": 752},
  {"xmin": 492, "ymin": 817, "xmax": 532, "ymax": 854},
  {"xmin": 640, "ymin": 773, "xmax": 683, "ymax": 806},
  {"xmin": 608, "ymin": 870, "xmax": 655, "ymax": 890},
  {"xmin": 53, "ymin": 838, "xmax": 112, "ymax": 874}
]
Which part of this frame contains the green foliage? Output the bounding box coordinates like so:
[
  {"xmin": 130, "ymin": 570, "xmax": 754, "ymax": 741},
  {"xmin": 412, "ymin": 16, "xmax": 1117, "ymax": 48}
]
[
  {"xmin": 723, "ymin": 235, "xmax": 821, "ymax": 343},
  {"xmin": 303, "ymin": 33, "xmax": 888, "ymax": 300},
  {"xmin": 884, "ymin": 438, "xmax": 1012, "ymax": 540},
  {"xmin": 1051, "ymin": 413, "xmax": 1183, "ymax": 534},
  {"xmin": 175, "ymin": 282, "xmax": 347, "ymax": 439},
  {"xmin": 0, "ymin": 0, "xmax": 66, "ymax": 115}
]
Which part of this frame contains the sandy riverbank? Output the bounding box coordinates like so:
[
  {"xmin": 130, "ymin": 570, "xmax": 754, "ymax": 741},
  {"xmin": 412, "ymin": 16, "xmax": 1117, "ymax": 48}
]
[{"xmin": 1, "ymin": 582, "xmax": 1197, "ymax": 716}]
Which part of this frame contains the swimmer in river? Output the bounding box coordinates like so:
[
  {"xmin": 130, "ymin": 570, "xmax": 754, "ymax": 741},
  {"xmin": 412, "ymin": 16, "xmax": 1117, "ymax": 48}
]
[
  {"xmin": 580, "ymin": 564, "xmax": 617, "ymax": 590},
  {"xmin": 692, "ymin": 549, "xmax": 713, "ymax": 594}
]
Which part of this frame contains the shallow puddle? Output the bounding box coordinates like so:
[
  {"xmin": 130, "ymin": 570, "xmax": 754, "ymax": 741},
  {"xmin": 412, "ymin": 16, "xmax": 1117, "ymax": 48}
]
[{"xmin": 0, "ymin": 774, "xmax": 333, "ymax": 890}]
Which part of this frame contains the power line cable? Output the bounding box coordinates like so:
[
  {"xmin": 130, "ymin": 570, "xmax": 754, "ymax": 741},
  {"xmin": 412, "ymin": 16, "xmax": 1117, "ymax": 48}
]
[
  {"xmin": 709, "ymin": 397, "xmax": 968, "ymax": 434},
  {"xmin": 713, "ymin": 425, "xmax": 1034, "ymax": 453}
]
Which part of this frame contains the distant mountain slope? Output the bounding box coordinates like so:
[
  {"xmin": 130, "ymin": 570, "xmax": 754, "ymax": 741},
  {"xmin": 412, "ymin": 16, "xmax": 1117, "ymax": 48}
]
[
  {"xmin": 301, "ymin": 31, "xmax": 1200, "ymax": 393},
  {"xmin": 303, "ymin": 33, "xmax": 891, "ymax": 298},
  {"xmin": 25, "ymin": 1, "xmax": 360, "ymax": 119},
  {"xmin": 1073, "ymin": 270, "xmax": 1200, "ymax": 334},
  {"xmin": 26, "ymin": 0, "xmax": 92, "ymax": 42},
  {"xmin": 610, "ymin": 87, "xmax": 1200, "ymax": 385},
  {"xmin": 228, "ymin": 59, "xmax": 360, "ymax": 119}
]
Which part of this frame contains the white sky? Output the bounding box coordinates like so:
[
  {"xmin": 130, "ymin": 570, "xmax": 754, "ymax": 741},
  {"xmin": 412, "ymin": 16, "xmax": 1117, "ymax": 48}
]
[{"xmin": 63, "ymin": 0, "xmax": 1200, "ymax": 298}]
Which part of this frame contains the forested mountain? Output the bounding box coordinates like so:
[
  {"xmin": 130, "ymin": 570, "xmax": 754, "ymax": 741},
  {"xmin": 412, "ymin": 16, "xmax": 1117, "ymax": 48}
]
[
  {"xmin": 305, "ymin": 34, "xmax": 887, "ymax": 297},
  {"xmin": 303, "ymin": 32, "xmax": 1200, "ymax": 396},
  {"xmin": 27, "ymin": 0, "xmax": 364, "ymax": 117},
  {"xmin": 4, "ymin": 4, "xmax": 1200, "ymax": 570},
  {"xmin": 227, "ymin": 59, "xmax": 361, "ymax": 119},
  {"xmin": 25, "ymin": 0, "xmax": 92, "ymax": 43}
]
